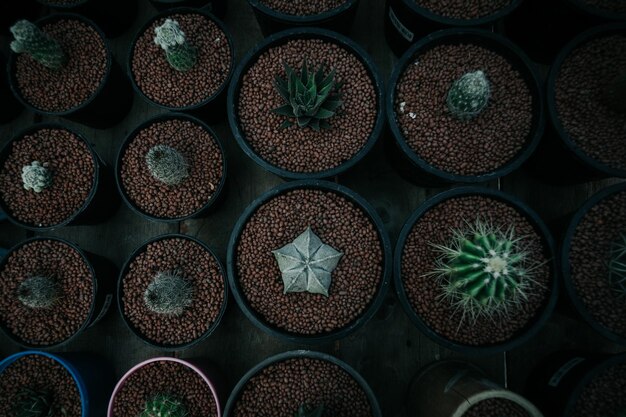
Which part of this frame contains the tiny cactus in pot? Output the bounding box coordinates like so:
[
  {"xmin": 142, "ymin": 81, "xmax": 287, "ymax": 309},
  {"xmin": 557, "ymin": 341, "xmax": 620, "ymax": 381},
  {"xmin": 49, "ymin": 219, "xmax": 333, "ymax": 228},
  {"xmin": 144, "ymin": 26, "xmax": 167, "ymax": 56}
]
[
  {"xmin": 603, "ymin": 72, "xmax": 626, "ymax": 114},
  {"xmin": 141, "ymin": 394, "xmax": 189, "ymax": 417},
  {"xmin": 295, "ymin": 404, "xmax": 324, "ymax": 417},
  {"xmin": 145, "ymin": 145, "xmax": 189, "ymax": 186},
  {"xmin": 143, "ymin": 270, "xmax": 193, "ymax": 316},
  {"xmin": 446, "ymin": 70, "xmax": 491, "ymax": 120},
  {"xmin": 154, "ymin": 19, "xmax": 198, "ymax": 72},
  {"xmin": 10, "ymin": 20, "xmax": 67, "ymax": 71},
  {"xmin": 13, "ymin": 387, "xmax": 60, "ymax": 417},
  {"xmin": 21, "ymin": 161, "xmax": 52, "ymax": 193},
  {"xmin": 17, "ymin": 276, "xmax": 60, "ymax": 309},
  {"xmin": 608, "ymin": 232, "xmax": 626, "ymax": 299}
]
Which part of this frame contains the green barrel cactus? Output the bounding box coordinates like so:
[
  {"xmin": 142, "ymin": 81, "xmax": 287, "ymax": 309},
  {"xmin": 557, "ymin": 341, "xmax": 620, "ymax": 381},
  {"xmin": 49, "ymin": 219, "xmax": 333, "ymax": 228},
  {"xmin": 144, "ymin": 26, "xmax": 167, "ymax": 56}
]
[
  {"xmin": 609, "ymin": 232, "xmax": 626, "ymax": 299},
  {"xmin": 143, "ymin": 270, "xmax": 193, "ymax": 316},
  {"xmin": 17, "ymin": 276, "xmax": 60, "ymax": 309},
  {"xmin": 141, "ymin": 394, "xmax": 188, "ymax": 417},
  {"xmin": 21, "ymin": 161, "xmax": 52, "ymax": 193},
  {"xmin": 145, "ymin": 145, "xmax": 189, "ymax": 186},
  {"xmin": 10, "ymin": 20, "xmax": 67, "ymax": 71},
  {"xmin": 13, "ymin": 387, "xmax": 56, "ymax": 417},
  {"xmin": 446, "ymin": 70, "xmax": 491, "ymax": 120},
  {"xmin": 272, "ymin": 60, "xmax": 344, "ymax": 131},
  {"xmin": 604, "ymin": 72, "xmax": 626, "ymax": 114},
  {"xmin": 295, "ymin": 404, "xmax": 324, "ymax": 417},
  {"xmin": 430, "ymin": 219, "xmax": 538, "ymax": 321},
  {"xmin": 153, "ymin": 19, "xmax": 197, "ymax": 72}
]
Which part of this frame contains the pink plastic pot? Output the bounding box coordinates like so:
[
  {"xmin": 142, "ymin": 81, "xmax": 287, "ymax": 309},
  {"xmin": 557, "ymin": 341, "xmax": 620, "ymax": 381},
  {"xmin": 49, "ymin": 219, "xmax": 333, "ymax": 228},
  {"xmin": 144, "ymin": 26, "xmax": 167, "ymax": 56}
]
[{"xmin": 107, "ymin": 357, "xmax": 224, "ymax": 417}]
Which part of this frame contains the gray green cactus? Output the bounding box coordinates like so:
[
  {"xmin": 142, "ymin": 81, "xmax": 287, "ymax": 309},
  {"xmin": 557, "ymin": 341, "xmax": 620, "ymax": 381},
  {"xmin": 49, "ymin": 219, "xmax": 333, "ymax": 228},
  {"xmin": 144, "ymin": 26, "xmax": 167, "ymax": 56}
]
[
  {"xmin": 603, "ymin": 72, "xmax": 626, "ymax": 114},
  {"xmin": 145, "ymin": 145, "xmax": 189, "ymax": 186},
  {"xmin": 10, "ymin": 20, "xmax": 67, "ymax": 71},
  {"xmin": 430, "ymin": 219, "xmax": 539, "ymax": 321},
  {"xmin": 272, "ymin": 60, "xmax": 344, "ymax": 131},
  {"xmin": 13, "ymin": 387, "xmax": 56, "ymax": 417},
  {"xmin": 446, "ymin": 70, "xmax": 491, "ymax": 120},
  {"xmin": 608, "ymin": 233, "xmax": 626, "ymax": 298},
  {"xmin": 21, "ymin": 161, "xmax": 52, "ymax": 193},
  {"xmin": 153, "ymin": 19, "xmax": 197, "ymax": 72},
  {"xmin": 140, "ymin": 394, "xmax": 188, "ymax": 417},
  {"xmin": 295, "ymin": 404, "xmax": 324, "ymax": 417},
  {"xmin": 17, "ymin": 276, "xmax": 60, "ymax": 309},
  {"xmin": 143, "ymin": 270, "xmax": 193, "ymax": 316}
]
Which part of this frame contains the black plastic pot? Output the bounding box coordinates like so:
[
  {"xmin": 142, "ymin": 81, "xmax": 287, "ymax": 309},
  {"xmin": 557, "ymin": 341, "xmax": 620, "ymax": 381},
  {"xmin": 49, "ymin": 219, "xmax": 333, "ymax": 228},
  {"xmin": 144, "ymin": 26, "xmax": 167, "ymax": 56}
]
[
  {"xmin": 0, "ymin": 123, "xmax": 120, "ymax": 231},
  {"xmin": 247, "ymin": 0, "xmax": 359, "ymax": 36},
  {"xmin": 384, "ymin": 0, "xmax": 522, "ymax": 57},
  {"xmin": 117, "ymin": 233, "xmax": 228, "ymax": 351},
  {"xmin": 228, "ymin": 27, "xmax": 385, "ymax": 180},
  {"xmin": 394, "ymin": 186, "xmax": 558, "ymax": 355},
  {"xmin": 0, "ymin": 54, "xmax": 23, "ymax": 124},
  {"xmin": 115, "ymin": 113, "xmax": 227, "ymax": 223},
  {"xmin": 148, "ymin": 0, "xmax": 228, "ymax": 19},
  {"xmin": 561, "ymin": 182, "xmax": 626, "ymax": 346},
  {"xmin": 7, "ymin": 13, "xmax": 133, "ymax": 129},
  {"xmin": 226, "ymin": 180, "xmax": 392, "ymax": 345},
  {"xmin": 127, "ymin": 7, "xmax": 235, "ymax": 124},
  {"xmin": 0, "ymin": 237, "xmax": 118, "ymax": 350},
  {"xmin": 386, "ymin": 28, "xmax": 545, "ymax": 186},
  {"xmin": 526, "ymin": 24, "xmax": 626, "ymax": 184},
  {"xmin": 526, "ymin": 351, "xmax": 626, "ymax": 417},
  {"xmin": 224, "ymin": 350, "xmax": 382, "ymax": 417},
  {"xmin": 37, "ymin": 0, "xmax": 138, "ymax": 38}
]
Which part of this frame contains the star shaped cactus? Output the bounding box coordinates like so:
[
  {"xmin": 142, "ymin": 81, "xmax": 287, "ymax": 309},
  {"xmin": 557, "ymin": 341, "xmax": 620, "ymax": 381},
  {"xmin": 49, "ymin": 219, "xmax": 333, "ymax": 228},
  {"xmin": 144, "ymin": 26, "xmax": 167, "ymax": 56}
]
[
  {"xmin": 446, "ymin": 70, "xmax": 491, "ymax": 120},
  {"xmin": 272, "ymin": 227, "xmax": 343, "ymax": 297},
  {"xmin": 609, "ymin": 232, "xmax": 626, "ymax": 299},
  {"xmin": 295, "ymin": 404, "xmax": 324, "ymax": 417}
]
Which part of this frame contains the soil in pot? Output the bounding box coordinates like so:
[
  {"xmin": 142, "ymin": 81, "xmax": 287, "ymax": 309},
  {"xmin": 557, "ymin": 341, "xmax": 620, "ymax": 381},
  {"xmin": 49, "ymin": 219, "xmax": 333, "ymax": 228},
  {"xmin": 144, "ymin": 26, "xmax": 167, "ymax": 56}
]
[
  {"xmin": 400, "ymin": 195, "xmax": 552, "ymax": 346},
  {"xmin": 258, "ymin": 0, "xmax": 346, "ymax": 15},
  {"xmin": 554, "ymin": 33, "xmax": 626, "ymax": 172},
  {"xmin": 571, "ymin": 361, "xmax": 626, "ymax": 417},
  {"xmin": 0, "ymin": 354, "xmax": 81, "ymax": 417},
  {"xmin": 0, "ymin": 127, "xmax": 95, "ymax": 228},
  {"xmin": 232, "ymin": 357, "xmax": 373, "ymax": 417},
  {"xmin": 465, "ymin": 398, "xmax": 530, "ymax": 417},
  {"xmin": 236, "ymin": 188, "xmax": 383, "ymax": 335},
  {"xmin": 121, "ymin": 237, "xmax": 225, "ymax": 347},
  {"xmin": 412, "ymin": 0, "xmax": 513, "ymax": 20},
  {"xmin": 119, "ymin": 118, "xmax": 223, "ymax": 219},
  {"xmin": 11, "ymin": 18, "xmax": 107, "ymax": 113},
  {"xmin": 111, "ymin": 360, "xmax": 218, "ymax": 417},
  {"xmin": 131, "ymin": 12, "xmax": 231, "ymax": 108},
  {"xmin": 394, "ymin": 43, "xmax": 533, "ymax": 177},
  {"xmin": 569, "ymin": 189, "xmax": 626, "ymax": 339},
  {"xmin": 237, "ymin": 38, "xmax": 377, "ymax": 173},
  {"xmin": 0, "ymin": 239, "xmax": 93, "ymax": 346}
]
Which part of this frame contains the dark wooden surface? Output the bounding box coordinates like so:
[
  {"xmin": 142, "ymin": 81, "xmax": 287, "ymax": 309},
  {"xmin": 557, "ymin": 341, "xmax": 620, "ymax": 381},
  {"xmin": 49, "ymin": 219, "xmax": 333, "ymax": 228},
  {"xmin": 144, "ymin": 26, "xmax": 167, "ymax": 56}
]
[{"xmin": 0, "ymin": 1, "xmax": 624, "ymax": 416}]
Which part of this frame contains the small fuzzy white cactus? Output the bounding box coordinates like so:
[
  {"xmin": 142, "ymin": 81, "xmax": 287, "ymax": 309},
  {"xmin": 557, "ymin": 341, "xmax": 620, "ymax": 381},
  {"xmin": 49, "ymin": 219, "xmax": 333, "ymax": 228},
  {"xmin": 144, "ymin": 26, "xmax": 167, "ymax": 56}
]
[
  {"xmin": 154, "ymin": 19, "xmax": 197, "ymax": 72},
  {"xmin": 21, "ymin": 161, "xmax": 52, "ymax": 193}
]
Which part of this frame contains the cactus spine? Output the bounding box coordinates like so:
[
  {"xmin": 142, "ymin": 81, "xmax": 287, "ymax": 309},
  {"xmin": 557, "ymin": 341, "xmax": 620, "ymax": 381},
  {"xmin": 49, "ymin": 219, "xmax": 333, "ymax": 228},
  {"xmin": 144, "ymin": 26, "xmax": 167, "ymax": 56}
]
[
  {"xmin": 21, "ymin": 161, "xmax": 52, "ymax": 193},
  {"xmin": 17, "ymin": 276, "xmax": 60, "ymax": 309},
  {"xmin": 13, "ymin": 387, "xmax": 56, "ymax": 417},
  {"xmin": 145, "ymin": 145, "xmax": 189, "ymax": 186},
  {"xmin": 10, "ymin": 20, "xmax": 67, "ymax": 70},
  {"xmin": 143, "ymin": 270, "xmax": 193, "ymax": 316},
  {"xmin": 609, "ymin": 233, "xmax": 626, "ymax": 299},
  {"xmin": 153, "ymin": 19, "xmax": 197, "ymax": 72},
  {"xmin": 446, "ymin": 70, "xmax": 491, "ymax": 120},
  {"xmin": 140, "ymin": 394, "xmax": 188, "ymax": 417},
  {"xmin": 295, "ymin": 404, "xmax": 324, "ymax": 417}
]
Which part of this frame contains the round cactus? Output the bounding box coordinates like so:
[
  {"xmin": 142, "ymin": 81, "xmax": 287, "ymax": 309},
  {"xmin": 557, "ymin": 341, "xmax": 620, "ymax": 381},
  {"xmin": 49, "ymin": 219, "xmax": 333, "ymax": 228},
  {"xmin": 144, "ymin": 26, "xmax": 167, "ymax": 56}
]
[
  {"xmin": 21, "ymin": 161, "xmax": 52, "ymax": 193},
  {"xmin": 145, "ymin": 145, "xmax": 189, "ymax": 186},
  {"xmin": 140, "ymin": 394, "xmax": 188, "ymax": 417},
  {"xmin": 17, "ymin": 276, "xmax": 60, "ymax": 309},
  {"xmin": 10, "ymin": 20, "xmax": 67, "ymax": 71},
  {"xmin": 295, "ymin": 404, "xmax": 324, "ymax": 417},
  {"xmin": 603, "ymin": 72, "xmax": 626, "ymax": 114},
  {"xmin": 446, "ymin": 70, "xmax": 491, "ymax": 120},
  {"xmin": 143, "ymin": 270, "xmax": 193, "ymax": 316},
  {"xmin": 609, "ymin": 232, "xmax": 626, "ymax": 299},
  {"xmin": 153, "ymin": 19, "xmax": 197, "ymax": 72},
  {"xmin": 13, "ymin": 387, "xmax": 55, "ymax": 417}
]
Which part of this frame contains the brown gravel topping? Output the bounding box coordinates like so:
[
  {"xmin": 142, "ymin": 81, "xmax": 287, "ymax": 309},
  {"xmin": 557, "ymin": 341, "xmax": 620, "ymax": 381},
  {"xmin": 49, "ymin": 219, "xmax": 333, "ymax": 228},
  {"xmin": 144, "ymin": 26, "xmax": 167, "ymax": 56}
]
[
  {"xmin": 555, "ymin": 35, "xmax": 626, "ymax": 172},
  {"xmin": 236, "ymin": 188, "xmax": 383, "ymax": 335},
  {"xmin": 122, "ymin": 237, "xmax": 225, "ymax": 347},
  {"xmin": 237, "ymin": 39, "xmax": 377, "ymax": 173},
  {"xmin": 119, "ymin": 118, "xmax": 223, "ymax": 219},
  {"xmin": 14, "ymin": 18, "xmax": 107, "ymax": 112},
  {"xmin": 233, "ymin": 357, "xmax": 373, "ymax": 417},
  {"xmin": 112, "ymin": 360, "xmax": 218, "ymax": 417},
  {"xmin": 413, "ymin": 0, "xmax": 512, "ymax": 19},
  {"xmin": 259, "ymin": 0, "xmax": 345, "ymax": 16},
  {"xmin": 579, "ymin": 0, "xmax": 626, "ymax": 13},
  {"xmin": 572, "ymin": 361, "xmax": 626, "ymax": 417},
  {"xmin": 131, "ymin": 13, "xmax": 231, "ymax": 108},
  {"xmin": 569, "ymin": 189, "xmax": 626, "ymax": 338},
  {"xmin": 465, "ymin": 398, "xmax": 530, "ymax": 417},
  {"xmin": 0, "ymin": 128, "xmax": 95, "ymax": 227},
  {"xmin": 401, "ymin": 195, "xmax": 551, "ymax": 346},
  {"xmin": 0, "ymin": 239, "xmax": 93, "ymax": 346},
  {"xmin": 0, "ymin": 354, "xmax": 81, "ymax": 417},
  {"xmin": 395, "ymin": 43, "xmax": 533, "ymax": 176}
]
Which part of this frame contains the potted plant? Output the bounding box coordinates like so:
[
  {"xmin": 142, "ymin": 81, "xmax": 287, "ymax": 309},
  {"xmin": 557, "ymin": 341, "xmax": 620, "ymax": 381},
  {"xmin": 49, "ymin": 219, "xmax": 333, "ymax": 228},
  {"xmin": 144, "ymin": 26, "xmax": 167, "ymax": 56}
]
[
  {"xmin": 108, "ymin": 357, "xmax": 224, "ymax": 417},
  {"xmin": 224, "ymin": 350, "xmax": 382, "ymax": 417},
  {"xmin": 128, "ymin": 8, "xmax": 234, "ymax": 123},
  {"xmin": 115, "ymin": 113, "xmax": 226, "ymax": 222},
  {"xmin": 384, "ymin": 0, "xmax": 522, "ymax": 56},
  {"xmin": 246, "ymin": 0, "xmax": 360, "ymax": 36},
  {"xmin": 227, "ymin": 27, "xmax": 384, "ymax": 180},
  {"xmin": 0, "ymin": 237, "xmax": 117, "ymax": 349},
  {"xmin": 394, "ymin": 187, "xmax": 557, "ymax": 355},
  {"xmin": 386, "ymin": 28, "xmax": 544, "ymax": 185},
  {"xmin": 227, "ymin": 180, "xmax": 391, "ymax": 344},
  {"xmin": 528, "ymin": 24, "xmax": 626, "ymax": 183},
  {"xmin": 118, "ymin": 234, "xmax": 228, "ymax": 350},
  {"xmin": 561, "ymin": 182, "xmax": 626, "ymax": 346},
  {"xmin": 0, "ymin": 350, "xmax": 115, "ymax": 417},
  {"xmin": 0, "ymin": 124, "xmax": 119, "ymax": 230},
  {"xmin": 149, "ymin": 0, "xmax": 228, "ymax": 19},
  {"xmin": 407, "ymin": 361, "xmax": 544, "ymax": 417},
  {"xmin": 7, "ymin": 15, "xmax": 132, "ymax": 129}
]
